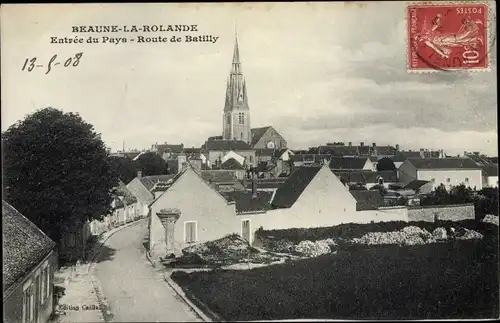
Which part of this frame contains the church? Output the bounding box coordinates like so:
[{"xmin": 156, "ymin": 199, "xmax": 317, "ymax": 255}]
[{"xmin": 217, "ymin": 33, "xmax": 287, "ymax": 150}]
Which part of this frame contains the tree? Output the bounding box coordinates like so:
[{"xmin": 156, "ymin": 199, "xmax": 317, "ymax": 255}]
[
  {"xmin": 370, "ymin": 184, "xmax": 388, "ymax": 196},
  {"xmin": 376, "ymin": 157, "xmax": 396, "ymax": 171},
  {"xmin": 135, "ymin": 152, "xmax": 168, "ymax": 176},
  {"xmin": 2, "ymin": 107, "xmax": 117, "ymax": 243},
  {"xmin": 109, "ymin": 156, "xmax": 138, "ymax": 184}
]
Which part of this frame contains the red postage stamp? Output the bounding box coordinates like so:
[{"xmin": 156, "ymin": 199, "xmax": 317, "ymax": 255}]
[{"xmin": 407, "ymin": 2, "xmax": 489, "ymax": 72}]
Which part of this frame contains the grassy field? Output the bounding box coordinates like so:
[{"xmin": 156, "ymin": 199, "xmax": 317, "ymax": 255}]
[{"xmin": 172, "ymin": 227, "xmax": 499, "ymax": 321}]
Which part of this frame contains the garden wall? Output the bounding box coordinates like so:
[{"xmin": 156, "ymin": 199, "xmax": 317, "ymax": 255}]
[{"xmin": 408, "ymin": 204, "xmax": 475, "ymax": 222}]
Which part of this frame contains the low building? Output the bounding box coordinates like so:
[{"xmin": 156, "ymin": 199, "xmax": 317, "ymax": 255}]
[
  {"xmin": 127, "ymin": 171, "xmax": 176, "ymax": 216},
  {"xmin": 402, "ymin": 180, "xmax": 434, "ymax": 195},
  {"xmin": 481, "ymin": 165, "xmax": 499, "ymax": 188},
  {"xmin": 3, "ymin": 201, "xmax": 58, "ymax": 323},
  {"xmin": 329, "ymin": 157, "xmax": 376, "ymax": 172},
  {"xmin": 202, "ymin": 139, "xmax": 256, "ymax": 167},
  {"xmin": 398, "ymin": 158, "xmax": 482, "ymax": 191}
]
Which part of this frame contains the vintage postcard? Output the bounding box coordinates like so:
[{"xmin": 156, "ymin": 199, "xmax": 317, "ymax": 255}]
[{"xmin": 1, "ymin": 2, "xmax": 498, "ymax": 322}]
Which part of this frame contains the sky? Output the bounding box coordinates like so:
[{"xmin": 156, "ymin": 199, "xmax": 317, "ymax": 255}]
[{"xmin": 1, "ymin": 2, "xmax": 498, "ymax": 156}]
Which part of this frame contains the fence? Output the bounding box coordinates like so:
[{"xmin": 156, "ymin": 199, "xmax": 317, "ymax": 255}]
[{"xmin": 407, "ymin": 204, "xmax": 475, "ymax": 222}]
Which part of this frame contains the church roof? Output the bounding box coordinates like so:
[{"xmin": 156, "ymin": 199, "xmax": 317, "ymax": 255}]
[
  {"xmin": 250, "ymin": 126, "xmax": 271, "ymax": 146},
  {"xmin": 203, "ymin": 139, "xmax": 253, "ymax": 151}
]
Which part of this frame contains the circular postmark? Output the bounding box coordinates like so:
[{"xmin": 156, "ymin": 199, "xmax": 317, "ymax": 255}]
[{"xmin": 408, "ymin": 3, "xmax": 496, "ymax": 72}]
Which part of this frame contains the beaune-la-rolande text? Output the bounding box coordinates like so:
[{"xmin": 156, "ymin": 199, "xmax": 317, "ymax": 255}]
[{"xmin": 72, "ymin": 25, "xmax": 199, "ymax": 33}]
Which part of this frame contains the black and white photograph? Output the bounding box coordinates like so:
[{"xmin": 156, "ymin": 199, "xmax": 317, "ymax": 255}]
[{"xmin": 1, "ymin": 2, "xmax": 498, "ymax": 322}]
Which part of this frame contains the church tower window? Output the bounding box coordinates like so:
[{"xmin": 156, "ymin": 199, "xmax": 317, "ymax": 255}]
[{"xmin": 238, "ymin": 113, "xmax": 244, "ymax": 125}]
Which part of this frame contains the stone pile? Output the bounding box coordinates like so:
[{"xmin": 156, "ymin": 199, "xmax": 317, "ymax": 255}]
[
  {"xmin": 293, "ymin": 239, "xmax": 333, "ymax": 257},
  {"xmin": 456, "ymin": 228, "xmax": 484, "ymax": 240},
  {"xmin": 482, "ymin": 215, "xmax": 499, "ymax": 226}
]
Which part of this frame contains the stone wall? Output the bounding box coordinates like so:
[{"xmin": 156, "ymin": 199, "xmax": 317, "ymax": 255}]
[{"xmin": 407, "ymin": 204, "xmax": 475, "ymax": 222}]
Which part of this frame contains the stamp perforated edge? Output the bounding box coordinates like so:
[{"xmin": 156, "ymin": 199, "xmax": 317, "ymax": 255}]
[{"xmin": 405, "ymin": 0, "xmax": 494, "ymax": 73}]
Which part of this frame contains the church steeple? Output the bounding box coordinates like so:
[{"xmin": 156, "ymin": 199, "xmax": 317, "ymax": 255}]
[{"xmin": 222, "ymin": 30, "xmax": 251, "ymax": 143}]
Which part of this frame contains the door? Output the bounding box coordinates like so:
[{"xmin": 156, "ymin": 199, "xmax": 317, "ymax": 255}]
[{"xmin": 241, "ymin": 220, "xmax": 251, "ymax": 243}]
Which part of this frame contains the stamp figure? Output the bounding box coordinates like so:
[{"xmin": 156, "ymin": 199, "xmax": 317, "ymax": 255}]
[{"xmin": 407, "ymin": 2, "xmax": 489, "ymax": 72}]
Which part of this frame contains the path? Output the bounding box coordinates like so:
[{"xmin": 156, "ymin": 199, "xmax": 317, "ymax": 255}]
[{"xmin": 93, "ymin": 220, "xmax": 203, "ymax": 322}]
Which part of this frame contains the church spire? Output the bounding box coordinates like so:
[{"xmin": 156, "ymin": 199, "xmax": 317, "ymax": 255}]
[{"xmin": 231, "ymin": 30, "xmax": 241, "ymax": 74}]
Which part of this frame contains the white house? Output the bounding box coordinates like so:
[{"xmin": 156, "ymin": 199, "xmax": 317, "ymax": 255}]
[{"xmin": 398, "ymin": 158, "xmax": 483, "ymax": 191}]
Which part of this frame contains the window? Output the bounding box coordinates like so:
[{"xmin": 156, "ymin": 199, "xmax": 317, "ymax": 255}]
[
  {"xmin": 23, "ymin": 282, "xmax": 34, "ymax": 323},
  {"xmin": 46, "ymin": 264, "xmax": 51, "ymax": 300},
  {"xmin": 184, "ymin": 221, "xmax": 197, "ymax": 243},
  {"xmin": 465, "ymin": 177, "xmax": 469, "ymax": 183},
  {"xmin": 40, "ymin": 268, "xmax": 46, "ymax": 304},
  {"xmin": 446, "ymin": 178, "xmax": 451, "ymax": 183},
  {"xmin": 238, "ymin": 113, "xmax": 244, "ymax": 125}
]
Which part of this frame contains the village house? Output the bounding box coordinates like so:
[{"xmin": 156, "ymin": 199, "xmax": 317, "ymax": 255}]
[
  {"xmin": 481, "ymin": 165, "xmax": 499, "ymax": 188},
  {"xmin": 401, "ymin": 179, "xmax": 434, "ymax": 195},
  {"xmin": 126, "ymin": 171, "xmax": 176, "ymax": 216},
  {"xmin": 3, "ymin": 201, "xmax": 58, "ymax": 323},
  {"xmin": 329, "ymin": 156, "xmax": 376, "ymax": 172},
  {"xmin": 398, "ymin": 158, "xmax": 483, "ymax": 191},
  {"xmin": 147, "ymin": 161, "xmax": 408, "ymax": 258},
  {"xmin": 290, "ymin": 153, "xmax": 332, "ymax": 168},
  {"xmin": 201, "ymin": 138, "xmax": 256, "ymax": 168}
]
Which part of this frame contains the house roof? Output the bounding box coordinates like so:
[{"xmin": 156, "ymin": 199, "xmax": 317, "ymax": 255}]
[
  {"xmin": 255, "ymin": 161, "xmax": 276, "ymax": 172},
  {"xmin": 357, "ymin": 146, "xmax": 371, "ymax": 155},
  {"xmin": 243, "ymin": 178, "xmax": 287, "ymax": 190},
  {"xmin": 329, "ymin": 157, "xmax": 368, "ymax": 170},
  {"xmin": 407, "ymin": 158, "xmax": 479, "ymax": 170},
  {"xmin": 123, "ymin": 152, "xmax": 142, "ymax": 160},
  {"xmin": 318, "ymin": 145, "xmax": 359, "ymax": 156},
  {"xmin": 392, "ymin": 151, "xmax": 422, "ymax": 162},
  {"xmin": 183, "ymin": 147, "xmax": 202, "ymax": 154},
  {"xmin": 203, "ymin": 139, "xmax": 253, "ymax": 151},
  {"xmin": 334, "ymin": 171, "xmax": 367, "ymax": 184},
  {"xmin": 374, "ymin": 146, "xmax": 397, "ymax": 156},
  {"xmin": 290, "ymin": 154, "xmax": 331, "ymax": 163},
  {"xmin": 221, "ymin": 191, "xmax": 273, "ymax": 213},
  {"xmin": 3, "ymin": 201, "xmax": 57, "ymax": 293},
  {"xmin": 112, "ymin": 182, "xmax": 137, "ymax": 204},
  {"xmin": 481, "ymin": 165, "xmax": 498, "ymax": 177},
  {"xmin": 273, "ymin": 148, "xmax": 290, "ymax": 159},
  {"xmin": 221, "ymin": 158, "xmax": 245, "ymax": 170},
  {"xmin": 255, "ymin": 149, "xmax": 276, "ymax": 157},
  {"xmin": 139, "ymin": 174, "xmax": 176, "ymax": 191},
  {"xmin": 350, "ymin": 190, "xmax": 382, "ymax": 211},
  {"xmin": 200, "ymin": 170, "xmax": 240, "ymax": 184},
  {"xmin": 271, "ymin": 166, "xmax": 322, "ymax": 209},
  {"xmin": 375, "ymin": 170, "xmax": 398, "ymax": 183},
  {"xmin": 250, "ymin": 126, "xmax": 271, "ymax": 146},
  {"xmin": 403, "ymin": 179, "xmax": 431, "ymax": 190}
]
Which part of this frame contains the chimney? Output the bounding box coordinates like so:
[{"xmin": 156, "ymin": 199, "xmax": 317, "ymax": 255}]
[
  {"xmin": 372, "ymin": 143, "xmax": 376, "ymax": 147},
  {"xmin": 137, "ymin": 170, "xmax": 142, "ymax": 178},
  {"xmin": 360, "ymin": 142, "xmax": 364, "ymax": 147},
  {"xmin": 251, "ymin": 170, "xmax": 258, "ymax": 199},
  {"xmin": 396, "ymin": 144, "xmax": 400, "ymax": 151},
  {"xmin": 348, "ymin": 142, "xmax": 352, "ymax": 147}
]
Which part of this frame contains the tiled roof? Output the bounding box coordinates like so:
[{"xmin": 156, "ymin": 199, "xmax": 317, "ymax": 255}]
[
  {"xmin": 407, "ymin": 158, "xmax": 479, "ymax": 170},
  {"xmin": 392, "ymin": 151, "xmax": 422, "ymax": 162},
  {"xmin": 243, "ymin": 178, "xmax": 287, "ymax": 190},
  {"xmin": 318, "ymin": 145, "xmax": 359, "ymax": 156},
  {"xmin": 255, "ymin": 149, "xmax": 276, "ymax": 157},
  {"xmin": 357, "ymin": 146, "xmax": 371, "ymax": 155},
  {"xmin": 271, "ymin": 166, "xmax": 322, "ymax": 209},
  {"xmin": 350, "ymin": 190, "xmax": 382, "ymax": 211},
  {"xmin": 3, "ymin": 201, "xmax": 56, "ymax": 292},
  {"xmin": 221, "ymin": 158, "xmax": 245, "ymax": 170},
  {"xmin": 403, "ymin": 180, "xmax": 431, "ymax": 190},
  {"xmin": 273, "ymin": 148, "xmax": 290, "ymax": 159},
  {"xmin": 374, "ymin": 146, "xmax": 397, "ymax": 156},
  {"xmin": 203, "ymin": 139, "xmax": 253, "ymax": 151},
  {"xmin": 123, "ymin": 152, "xmax": 142, "ymax": 160},
  {"xmin": 376, "ymin": 170, "xmax": 398, "ymax": 183},
  {"xmin": 255, "ymin": 161, "xmax": 276, "ymax": 172},
  {"xmin": 290, "ymin": 154, "xmax": 331, "ymax": 163},
  {"xmin": 481, "ymin": 165, "xmax": 498, "ymax": 177},
  {"xmin": 201, "ymin": 170, "xmax": 240, "ymax": 184},
  {"xmin": 139, "ymin": 175, "xmax": 176, "ymax": 191},
  {"xmin": 250, "ymin": 126, "xmax": 271, "ymax": 146},
  {"xmin": 184, "ymin": 148, "xmax": 202, "ymax": 156},
  {"xmin": 221, "ymin": 191, "xmax": 273, "ymax": 213},
  {"xmin": 329, "ymin": 157, "xmax": 368, "ymax": 170},
  {"xmin": 334, "ymin": 171, "xmax": 366, "ymax": 184}
]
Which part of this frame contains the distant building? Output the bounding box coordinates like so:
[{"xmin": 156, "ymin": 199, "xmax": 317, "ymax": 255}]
[
  {"xmin": 481, "ymin": 165, "xmax": 499, "ymax": 188},
  {"xmin": 3, "ymin": 201, "xmax": 58, "ymax": 323},
  {"xmin": 398, "ymin": 158, "xmax": 482, "ymax": 191}
]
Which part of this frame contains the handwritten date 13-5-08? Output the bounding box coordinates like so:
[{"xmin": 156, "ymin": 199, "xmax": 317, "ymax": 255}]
[{"xmin": 21, "ymin": 52, "xmax": 84, "ymax": 75}]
